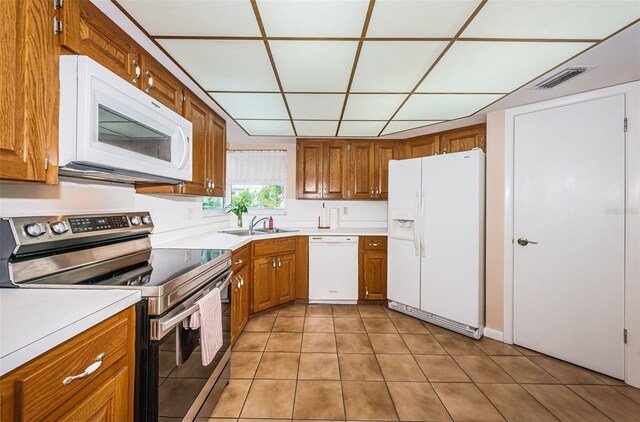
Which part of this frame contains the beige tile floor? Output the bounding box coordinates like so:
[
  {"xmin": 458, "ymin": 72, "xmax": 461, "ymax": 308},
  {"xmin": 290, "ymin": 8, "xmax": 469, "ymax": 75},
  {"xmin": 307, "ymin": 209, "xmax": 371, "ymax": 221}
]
[{"xmin": 199, "ymin": 304, "xmax": 640, "ymax": 421}]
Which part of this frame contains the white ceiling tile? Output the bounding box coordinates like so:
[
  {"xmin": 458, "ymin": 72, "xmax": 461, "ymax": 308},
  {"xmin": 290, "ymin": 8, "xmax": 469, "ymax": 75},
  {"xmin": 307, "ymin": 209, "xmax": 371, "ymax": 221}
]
[
  {"xmin": 211, "ymin": 93, "xmax": 289, "ymax": 119},
  {"xmin": 463, "ymin": 1, "xmax": 640, "ymax": 39},
  {"xmin": 285, "ymin": 94, "xmax": 345, "ymax": 120},
  {"xmin": 257, "ymin": 0, "xmax": 369, "ymax": 37},
  {"xmin": 351, "ymin": 41, "xmax": 447, "ymax": 92},
  {"xmin": 270, "ymin": 41, "xmax": 358, "ymax": 91},
  {"xmin": 236, "ymin": 120, "xmax": 295, "ymax": 136},
  {"xmin": 338, "ymin": 121, "xmax": 387, "ymax": 137},
  {"xmin": 117, "ymin": 0, "xmax": 260, "ymax": 36},
  {"xmin": 382, "ymin": 120, "xmax": 443, "ymax": 135},
  {"xmin": 158, "ymin": 40, "xmax": 278, "ymax": 91},
  {"xmin": 395, "ymin": 94, "xmax": 503, "ymax": 120},
  {"xmin": 343, "ymin": 94, "xmax": 406, "ymax": 120},
  {"xmin": 294, "ymin": 121, "xmax": 339, "ymax": 137},
  {"xmin": 367, "ymin": 0, "xmax": 481, "ymax": 38},
  {"xmin": 418, "ymin": 41, "xmax": 593, "ymax": 93}
]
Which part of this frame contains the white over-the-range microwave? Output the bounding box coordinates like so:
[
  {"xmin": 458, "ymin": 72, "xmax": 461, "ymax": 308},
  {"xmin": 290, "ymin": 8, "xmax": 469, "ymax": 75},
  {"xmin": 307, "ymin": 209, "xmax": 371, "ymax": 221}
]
[{"xmin": 59, "ymin": 55, "xmax": 193, "ymax": 184}]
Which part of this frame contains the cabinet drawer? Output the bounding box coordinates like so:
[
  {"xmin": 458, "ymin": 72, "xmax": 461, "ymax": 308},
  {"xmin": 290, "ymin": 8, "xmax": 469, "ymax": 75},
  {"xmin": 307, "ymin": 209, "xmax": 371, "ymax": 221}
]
[
  {"xmin": 363, "ymin": 236, "xmax": 387, "ymax": 251},
  {"xmin": 14, "ymin": 311, "xmax": 130, "ymax": 421},
  {"xmin": 232, "ymin": 244, "xmax": 251, "ymax": 271},
  {"xmin": 253, "ymin": 237, "xmax": 296, "ymax": 257}
]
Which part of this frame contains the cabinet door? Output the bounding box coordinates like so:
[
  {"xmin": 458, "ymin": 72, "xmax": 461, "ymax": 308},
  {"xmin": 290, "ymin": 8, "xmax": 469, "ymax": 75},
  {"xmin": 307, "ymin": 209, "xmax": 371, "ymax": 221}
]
[
  {"xmin": 238, "ymin": 265, "xmax": 251, "ymax": 333},
  {"xmin": 350, "ymin": 142, "xmax": 374, "ymax": 199},
  {"xmin": 182, "ymin": 94, "xmax": 210, "ymax": 195},
  {"xmin": 405, "ymin": 134, "xmax": 440, "ymax": 158},
  {"xmin": 59, "ymin": 366, "xmax": 129, "ymax": 422},
  {"xmin": 439, "ymin": 124, "xmax": 485, "ymax": 154},
  {"xmin": 275, "ymin": 254, "xmax": 296, "ymax": 304},
  {"xmin": 252, "ymin": 257, "xmax": 276, "ymax": 313},
  {"xmin": 230, "ymin": 275, "xmax": 241, "ymax": 345},
  {"xmin": 362, "ymin": 252, "xmax": 387, "ymax": 300},
  {"xmin": 208, "ymin": 113, "xmax": 226, "ymax": 197},
  {"xmin": 59, "ymin": 0, "xmax": 138, "ymax": 84},
  {"xmin": 373, "ymin": 141, "xmax": 403, "ymax": 200},
  {"xmin": 1, "ymin": 0, "xmax": 58, "ymax": 183},
  {"xmin": 139, "ymin": 54, "xmax": 183, "ymax": 114},
  {"xmin": 296, "ymin": 141, "xmax": 324, "ymax": 199},
  {"xmin": 323, "ymin": 141, "xmax": 350, "ymax": 199}
]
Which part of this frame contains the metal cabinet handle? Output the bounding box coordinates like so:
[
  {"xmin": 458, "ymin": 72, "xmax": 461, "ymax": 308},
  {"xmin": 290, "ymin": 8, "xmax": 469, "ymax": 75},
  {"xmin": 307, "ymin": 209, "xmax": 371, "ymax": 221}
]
[
  {"xmin": 370, "ymin": 188, "xmax": 374, "ymax": 197},
  {"xmin": 239, "ymin": 276, "xmax": 244, "ymax": 287},
  {"xmin": 132, "ymin": 58, "xmax": 141, "ymax": 84},
  {"xmin": 144, "ymin": 70, "xmax": 154, "ymax": 93},
  {"xmin": 517, "ymin": 238, "xmax": 539, "ymax": 246},
  {"xmin": 277, "ymin": 257, "xmax": 281, "ymax": 268},
  {"xmin": 62, "ymin": 353, "xmax": 106, "ymax": 385},
  {"xmin": 365, "ymin": 287, "xmax": 369, "ymax": 297},
  {"xmin": 434, "ymin": 149, "xmax": 439, "ymax": 155},
  {"xmin": 272, "ymin": 258, "xmax": 276, "ymax": 269},
  {"xmin": 234, "ymin": 258, "xmax": 243, "ymax": 265},
  {"xmin": 369, "ymin": 243, "xmax": 379, "ymax": 247}
]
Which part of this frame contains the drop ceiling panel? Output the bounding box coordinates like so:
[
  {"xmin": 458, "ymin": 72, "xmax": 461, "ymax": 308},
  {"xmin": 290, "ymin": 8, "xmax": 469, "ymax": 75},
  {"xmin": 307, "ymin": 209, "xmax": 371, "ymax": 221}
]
[
  {"xmin": 159, "ymin": 40, "xmax": 278, "ymax": 91},
  {"xmin": 270, "ymin": 41, "xmax": 359, "ymax": 91},
  {"xmin": 367, "ymin": 0, "xmax": 481, "ymax": 38},
  {"xmin": 418, "ymin": 41, "xmax": 593, "ymax": 93},
  {"xmin": 343, "ymin": 94, "xmax": 406, "ymax": 120},
  {"xmin": 117, "ymin": 0, "xmax": 260, "ymax": 36},
  {"xmin": 286, "ymin": 94, "xmax": 345, "ymax": 120},
  {"xmin": 237, "ymin": 120, "xmax": 295, "ymax": 136},
  {"xmin": 294, "ymin": 120, "xmax": 339, "ymax": 137},
  {"xmin": 256, "ymin": 0, "xmax": 369, "ymax": 37},
  {"xmin": 210, "ymin": 93, "xmax": 289, "ymax": 119},
  {"xmin": 351, "ymin": 41, "xmax": 447, "ymax": 92},
  {"xmin": 382, "ymin": 120, "xmax": 443, "ymax": 136},
  {"xmin": 395, "ymin": 94, "xmax": 503, "ymax": 120},
  {"xmin": 338, "ymin": 121, "xmax": 387, "ymax": 137},
  {"xmin": 463, "ymin": 1, "xmax": 640, "ymax": 40}
]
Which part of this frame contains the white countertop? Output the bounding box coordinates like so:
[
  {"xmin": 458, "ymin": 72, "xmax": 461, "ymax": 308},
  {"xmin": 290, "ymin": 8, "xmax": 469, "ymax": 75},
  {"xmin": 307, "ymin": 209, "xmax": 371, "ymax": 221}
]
[
  {"xmin": 156, "ymin": 227, "xmax": 388, "ymax": 251},
  {"xmin": 0, "ymin": 289, "xmax": 141, "ymax": 376}
]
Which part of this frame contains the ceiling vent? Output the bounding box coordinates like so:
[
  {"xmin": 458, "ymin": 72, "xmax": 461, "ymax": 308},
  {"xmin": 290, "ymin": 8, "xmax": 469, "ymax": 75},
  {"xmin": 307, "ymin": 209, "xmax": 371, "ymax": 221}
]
[{"xmin": 529, "ymin": 66, "xmax": 596, "ymax": 90}]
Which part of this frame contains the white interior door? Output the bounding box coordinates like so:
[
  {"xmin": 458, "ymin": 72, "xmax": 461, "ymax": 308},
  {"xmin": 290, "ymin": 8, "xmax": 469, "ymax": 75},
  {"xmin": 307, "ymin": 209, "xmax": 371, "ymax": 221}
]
[{"xmin": 513, "ymin": 94, "xmax": 625, "ymax": 379}]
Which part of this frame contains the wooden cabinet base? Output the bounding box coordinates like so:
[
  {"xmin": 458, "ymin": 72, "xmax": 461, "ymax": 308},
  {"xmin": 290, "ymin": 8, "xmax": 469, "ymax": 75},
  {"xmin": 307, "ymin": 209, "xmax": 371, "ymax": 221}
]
[
  {"xmin": 359, "ymin": 236, "xmax": 388, "ymax": 301},
  {"xmin": 0, "ymin": 307, "xmax": 136, "ymax": 421}
]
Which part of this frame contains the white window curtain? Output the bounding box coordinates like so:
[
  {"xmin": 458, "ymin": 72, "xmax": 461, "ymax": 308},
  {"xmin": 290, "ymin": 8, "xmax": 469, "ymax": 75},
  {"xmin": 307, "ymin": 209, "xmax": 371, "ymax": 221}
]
[{"xmin": 226, "ymin": 150, "xmax": 287, "ymax": 185}]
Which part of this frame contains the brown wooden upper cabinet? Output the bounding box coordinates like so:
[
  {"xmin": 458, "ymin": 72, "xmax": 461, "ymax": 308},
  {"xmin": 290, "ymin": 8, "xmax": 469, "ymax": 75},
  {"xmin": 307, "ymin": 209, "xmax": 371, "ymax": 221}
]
[
  {"xmin": 137, "ymin": 53, "xmax": 184, "ymax": 115},
  {"xmin": 404, "ymin": 124, "xmax": 486, "ymax": 159},
  {"xmin": 296, "ymin": 140, "xmax": 348, "ymax": 199},
  {"xmin": 1, "ymin": 0, "xmax": 59, "ymax": 183},
  {"xmin": 323, "ymin": 141, "xmax": 350, "ymax": 199}
]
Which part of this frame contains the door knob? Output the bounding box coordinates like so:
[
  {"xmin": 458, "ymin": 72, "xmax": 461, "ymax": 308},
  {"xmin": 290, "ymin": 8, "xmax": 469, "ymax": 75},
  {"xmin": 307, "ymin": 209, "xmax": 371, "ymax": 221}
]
[{"xmin": 517, "ymin": 238, "xmax": 538, "ymax": 246}]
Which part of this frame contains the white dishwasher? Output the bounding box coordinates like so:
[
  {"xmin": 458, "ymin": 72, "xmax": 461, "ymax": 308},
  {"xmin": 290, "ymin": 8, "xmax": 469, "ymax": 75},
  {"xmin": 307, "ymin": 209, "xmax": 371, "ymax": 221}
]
[{"xmin": 309, "ymin": 236, "xmax": 359, "ymax": 304}]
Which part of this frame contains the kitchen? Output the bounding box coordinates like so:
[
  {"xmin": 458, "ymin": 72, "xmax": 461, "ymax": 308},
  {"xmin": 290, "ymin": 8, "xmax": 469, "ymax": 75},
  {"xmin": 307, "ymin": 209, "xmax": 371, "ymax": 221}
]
[{"xmin": 1, "ymin": 0, "xmax": 640, "ymax": 421}]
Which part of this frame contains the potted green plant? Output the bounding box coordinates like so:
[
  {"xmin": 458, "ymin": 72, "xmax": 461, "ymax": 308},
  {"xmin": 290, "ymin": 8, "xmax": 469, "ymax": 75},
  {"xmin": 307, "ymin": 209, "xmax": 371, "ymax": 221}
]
[{"xmin": 225, "ymin": 193, "xmax": 251, "ymax": 227}]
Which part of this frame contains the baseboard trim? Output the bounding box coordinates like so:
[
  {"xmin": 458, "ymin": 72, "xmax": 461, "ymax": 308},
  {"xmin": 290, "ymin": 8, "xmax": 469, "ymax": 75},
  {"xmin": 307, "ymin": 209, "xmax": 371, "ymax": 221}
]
[{"xmin": 484, "ymin": 327, "xmax": 504, "ymax": 342}]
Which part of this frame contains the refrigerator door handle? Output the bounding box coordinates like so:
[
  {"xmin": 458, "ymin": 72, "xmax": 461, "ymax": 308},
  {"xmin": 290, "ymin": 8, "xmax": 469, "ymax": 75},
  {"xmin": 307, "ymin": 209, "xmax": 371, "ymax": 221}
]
[
  {"xmin": 413, "ymin": 193, "xmax": 420, "ymax": 256},
  {"xmin": 420, "ymin": 193, "xmax": 426, "ymax": 257}
]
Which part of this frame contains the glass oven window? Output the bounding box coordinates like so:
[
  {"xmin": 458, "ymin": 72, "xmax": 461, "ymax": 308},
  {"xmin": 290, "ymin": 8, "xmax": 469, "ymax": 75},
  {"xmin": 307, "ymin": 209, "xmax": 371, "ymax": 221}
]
[{"xmin": 97, "ymin": 105, "xmax": 172, "ymax": 162}]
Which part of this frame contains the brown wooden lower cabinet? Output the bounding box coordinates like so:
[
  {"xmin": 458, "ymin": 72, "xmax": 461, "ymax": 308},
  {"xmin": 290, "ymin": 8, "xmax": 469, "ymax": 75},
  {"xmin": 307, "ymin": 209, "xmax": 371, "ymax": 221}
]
[
  {"xmin": 231, "ymin": 263, "xmax": 250, "ymax": 345},
  {"xmin": 359, "ymin": 236, "xmax": 388, "ymax": 301},
  {"xmin": 0, "ymin": 306, "xmax": 135, "ymax": 421},
  {"xmin": 251, "ymin": 253, "xmax": 296, "ymax": 313}
]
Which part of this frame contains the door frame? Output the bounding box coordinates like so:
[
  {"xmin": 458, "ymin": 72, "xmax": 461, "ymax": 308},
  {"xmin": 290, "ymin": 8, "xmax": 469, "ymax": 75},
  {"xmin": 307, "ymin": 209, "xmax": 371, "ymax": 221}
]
[{"xmin": 501, "ymin": 81, "xmax": 640, "ymax": 387}]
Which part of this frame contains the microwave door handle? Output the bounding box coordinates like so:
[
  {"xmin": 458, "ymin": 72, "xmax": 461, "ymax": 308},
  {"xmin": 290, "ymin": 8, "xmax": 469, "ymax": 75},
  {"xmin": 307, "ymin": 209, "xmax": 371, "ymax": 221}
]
[{"xmin": 175, "ymin": 126, "xmax": 190, "ymax": 171}]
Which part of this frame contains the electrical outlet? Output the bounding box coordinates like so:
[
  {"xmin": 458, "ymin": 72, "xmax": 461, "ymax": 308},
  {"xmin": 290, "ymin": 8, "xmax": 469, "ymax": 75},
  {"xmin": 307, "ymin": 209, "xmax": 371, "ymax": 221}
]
[
  {"xmin": 185, "ymin": 207, "xmax": 193, "ymax": 221},
  {"xmin": 343, "ymin": 206, "xmax": 348, "ymax": 216}
]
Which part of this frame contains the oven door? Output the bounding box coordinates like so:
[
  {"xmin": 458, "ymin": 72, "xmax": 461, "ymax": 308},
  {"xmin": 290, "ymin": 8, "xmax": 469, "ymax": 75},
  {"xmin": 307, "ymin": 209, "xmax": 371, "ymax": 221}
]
[{"xmin": 144, "ymin": 269, "xmax": 232, "ymax": 421}]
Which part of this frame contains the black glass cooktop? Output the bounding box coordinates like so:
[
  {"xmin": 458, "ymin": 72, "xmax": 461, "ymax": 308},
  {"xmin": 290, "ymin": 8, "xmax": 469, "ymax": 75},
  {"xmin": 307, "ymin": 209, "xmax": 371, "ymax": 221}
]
[{"xmin": 28, "ymin": 248, "xmax": 229, "ymax": 289}]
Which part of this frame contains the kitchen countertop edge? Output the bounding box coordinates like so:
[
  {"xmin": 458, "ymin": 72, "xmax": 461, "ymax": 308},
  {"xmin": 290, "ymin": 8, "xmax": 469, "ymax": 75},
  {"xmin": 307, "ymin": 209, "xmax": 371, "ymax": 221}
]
[{"xmin": 0, "ymin": 289, "xmax": 141, "ymax": 376}]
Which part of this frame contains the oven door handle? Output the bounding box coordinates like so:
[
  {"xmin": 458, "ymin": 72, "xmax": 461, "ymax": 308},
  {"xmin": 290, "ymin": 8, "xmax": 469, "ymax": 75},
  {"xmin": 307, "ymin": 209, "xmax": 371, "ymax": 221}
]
[{"xmin": 156, "ymin": 270, "xmax": 233, "ymax": 336}]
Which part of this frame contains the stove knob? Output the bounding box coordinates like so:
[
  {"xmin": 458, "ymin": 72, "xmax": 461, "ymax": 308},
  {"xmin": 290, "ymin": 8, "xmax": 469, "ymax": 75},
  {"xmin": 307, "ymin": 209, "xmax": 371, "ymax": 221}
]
[
  {"xmin": 51, "ymin": 221, "xmax": 68, "ymax": 235},
  {"xmin": 130, "ymin": 216, "xmax": 142, "ymax": 226},
  {"xmin": 25, "ymin": 223, "xmax": 46, "ymax": 237},
  {"xmin": 142, "ymin": 216, "xmax": 152, "ymax": 225}
]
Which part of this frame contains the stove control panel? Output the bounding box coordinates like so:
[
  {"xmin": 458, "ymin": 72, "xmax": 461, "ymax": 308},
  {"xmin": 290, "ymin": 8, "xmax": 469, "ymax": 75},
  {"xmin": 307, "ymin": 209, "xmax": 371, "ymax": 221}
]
[{"xmin": 1, "ymin": 212, "xmax": 154, "ymax": 257}]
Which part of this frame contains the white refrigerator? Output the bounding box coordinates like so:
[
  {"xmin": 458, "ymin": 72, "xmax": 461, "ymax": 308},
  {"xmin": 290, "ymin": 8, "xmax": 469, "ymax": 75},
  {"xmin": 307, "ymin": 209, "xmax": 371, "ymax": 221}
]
[{"xmin": 387, "ymin": 149, "xmax": 485, "ymax": 339}]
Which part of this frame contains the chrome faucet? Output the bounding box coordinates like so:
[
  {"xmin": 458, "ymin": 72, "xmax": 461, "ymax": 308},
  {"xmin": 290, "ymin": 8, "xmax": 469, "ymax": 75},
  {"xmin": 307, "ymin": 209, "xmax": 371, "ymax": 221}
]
[{"xmin": 249, "ymin": 216, "xmax": 269, "ymax": 231}]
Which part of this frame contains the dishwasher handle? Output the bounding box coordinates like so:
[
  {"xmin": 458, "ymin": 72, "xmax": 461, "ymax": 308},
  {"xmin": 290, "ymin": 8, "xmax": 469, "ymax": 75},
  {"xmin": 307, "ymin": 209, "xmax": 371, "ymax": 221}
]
[{"xmin": 309, "ymin": 236, "xmax": 359, "ymax": 244}]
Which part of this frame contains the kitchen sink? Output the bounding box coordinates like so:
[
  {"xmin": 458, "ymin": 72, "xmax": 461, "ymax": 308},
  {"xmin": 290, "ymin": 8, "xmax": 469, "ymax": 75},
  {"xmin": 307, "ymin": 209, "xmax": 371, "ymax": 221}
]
[
  {"xmin": 254, "ymin": 228, "xmax": 299, "ymax": 234},
  {"xmin": 218, "ymin": 229, "xmax": 263, "ymax": 236}
]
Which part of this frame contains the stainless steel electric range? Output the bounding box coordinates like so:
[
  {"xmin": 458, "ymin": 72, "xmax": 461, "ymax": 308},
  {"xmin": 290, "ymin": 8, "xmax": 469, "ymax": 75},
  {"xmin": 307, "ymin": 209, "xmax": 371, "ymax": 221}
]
[{"xmin": 0, "ymin": 212, "xmax": 233, "ymax": 421}]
